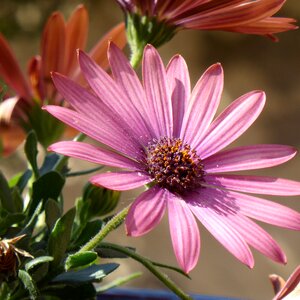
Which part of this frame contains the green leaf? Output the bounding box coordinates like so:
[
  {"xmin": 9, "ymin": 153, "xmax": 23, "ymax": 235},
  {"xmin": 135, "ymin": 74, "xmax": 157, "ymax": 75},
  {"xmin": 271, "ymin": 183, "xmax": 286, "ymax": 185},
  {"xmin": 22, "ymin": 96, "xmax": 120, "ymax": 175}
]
[
  {"xmin": 51, "ymin": 263, "xmax": 119, "ymax": 284},
  {"xmin": 0, "ymin": 282, "xmax": 11, "ymax": 300},
  {"xmin": 39, "ymin": 153, "xmax": 60, "ymax": 176},
  {"xmin": 28, "ymin": 251, "xmax": 50, "ymax": 283},
  {"xmin": 24, "ymin": 131, "xmax": 39, "ymax": 178},
  {"xmin": 45, "ymin": 199, "xmax": 61, "ymax": 230},
  {"xmin": 9, "ymin": 172, "xmax": 24, "ymax": 188},
  {"xmin": 0, "ymin": 171, "xmax": 14, "ymax": 213},
  {"xmin": 42, "ymin": 283, "xmax": 95, "ymax": 299},
  {"xmin": 48, "ymin": 208, "xmax": 76, "ymax": 269},
  {"xmin": 9, "ymin": 170, "xmax": 32, "ymax": 192},
  {"xmin": 25, "ymin": 104, "xmax": 65, "ymax": 149},
  {"xmin": 11, "ymin": 187, "xmax": 23, "ymax": 213},
  {"xmin": 0, "ymin": 212, "xmax": 25, "ymax": 234},
  {"xmin": 18, "ymin": 269, "xmax": 38, "ymax": 299},
  {"xmin": 19, "ymin": 202, "xmax": 42, "ymax": 236},
  {"xmin": 29, "ymin": 171, "xmax": 65, "ymax": 216},
  {"xmin": 65, "ymin": 251, "xmax": 98, "ymax": 270},
  {"xmin": 25, "ymin": 256, "xmax": 54, "ymax": 272}
]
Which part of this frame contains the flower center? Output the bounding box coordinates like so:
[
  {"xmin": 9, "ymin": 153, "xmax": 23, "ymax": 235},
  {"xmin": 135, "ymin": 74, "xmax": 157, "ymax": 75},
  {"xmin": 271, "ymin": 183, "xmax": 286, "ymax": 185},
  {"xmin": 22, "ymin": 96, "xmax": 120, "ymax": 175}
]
[{"xmin": 145, "ymin": 137, "xmax": 205, "ymax": 193}]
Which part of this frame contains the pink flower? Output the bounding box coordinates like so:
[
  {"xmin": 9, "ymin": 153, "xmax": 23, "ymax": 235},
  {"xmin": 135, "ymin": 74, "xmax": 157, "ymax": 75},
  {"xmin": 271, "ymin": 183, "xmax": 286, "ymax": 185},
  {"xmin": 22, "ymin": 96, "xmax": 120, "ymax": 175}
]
[
  {"xmin": 0, "ymin": 5, "xmax": 126, "ymax": 155},
  {"xmin": 270, "ymin": 265, "xmax": 300, "ymax": 299},
  {"xmin": 117, "ymin": 0, "xmax": 297, "ymax": 40},
  {"xmin": 45, "ymin": 44, "xmax": 300, "ymax": 273}
]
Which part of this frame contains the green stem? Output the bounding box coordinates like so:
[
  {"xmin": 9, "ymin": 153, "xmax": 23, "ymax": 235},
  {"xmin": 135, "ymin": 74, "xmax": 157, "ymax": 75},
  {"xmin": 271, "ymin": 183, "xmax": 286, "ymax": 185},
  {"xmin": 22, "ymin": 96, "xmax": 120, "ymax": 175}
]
[
  {"xmin": 77, "ymin": 205, "xmax": 130, "ymax": 253},
  {"xmin": 66, "ymin": 166, "xmax": 103, "ymax": 177},
  {"xmin": 99, "ymin": 243, "xmax": 192, "ymax": 300},
  {"xmin": 130, "ymin": 43, "xmax": 145, "ymax": 69},
  {"xmin": 53, "ymin": 132, "xmax": 86, "ymax": 172}
]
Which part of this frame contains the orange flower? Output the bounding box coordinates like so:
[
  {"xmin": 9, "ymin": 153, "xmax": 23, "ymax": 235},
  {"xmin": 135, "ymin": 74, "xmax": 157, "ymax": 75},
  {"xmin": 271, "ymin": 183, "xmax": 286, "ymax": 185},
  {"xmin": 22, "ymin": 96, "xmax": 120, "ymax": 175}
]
[
  {"xmin": 117, "ymin": 0, "xmax": 297, "ymax": 40},
  {"xmin": 0, "ymin": 4, "xmax": 126, "ymax": 156}
]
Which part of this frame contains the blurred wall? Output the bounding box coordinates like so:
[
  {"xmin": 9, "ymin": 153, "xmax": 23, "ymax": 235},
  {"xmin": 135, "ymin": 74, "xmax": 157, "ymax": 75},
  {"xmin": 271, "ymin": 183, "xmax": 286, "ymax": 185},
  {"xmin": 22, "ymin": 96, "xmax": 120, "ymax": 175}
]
[{"xmin": 1, "ymin": 0, "xmax": 300, "ymax": 299}]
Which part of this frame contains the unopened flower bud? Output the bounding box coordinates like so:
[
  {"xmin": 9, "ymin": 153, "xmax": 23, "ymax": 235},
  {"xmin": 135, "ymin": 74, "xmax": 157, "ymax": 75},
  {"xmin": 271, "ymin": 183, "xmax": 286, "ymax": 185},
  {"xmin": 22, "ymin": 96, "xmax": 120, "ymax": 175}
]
[{"xmin": 83, "ymin": 183, "xmax": 120, "ymax": 218}]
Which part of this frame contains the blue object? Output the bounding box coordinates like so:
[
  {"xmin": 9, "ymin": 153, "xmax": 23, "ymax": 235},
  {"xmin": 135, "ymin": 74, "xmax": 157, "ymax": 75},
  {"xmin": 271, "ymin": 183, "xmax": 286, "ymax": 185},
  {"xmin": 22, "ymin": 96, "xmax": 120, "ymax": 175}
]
[{"xmin": 99, "ymin": 288, "xmax": 245, "ymax": 300}]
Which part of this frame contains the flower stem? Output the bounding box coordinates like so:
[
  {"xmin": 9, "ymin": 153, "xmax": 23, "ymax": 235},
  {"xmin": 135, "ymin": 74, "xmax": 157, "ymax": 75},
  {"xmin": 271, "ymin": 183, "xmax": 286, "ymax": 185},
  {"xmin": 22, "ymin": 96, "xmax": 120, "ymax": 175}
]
[
  {"xmin": 66, "ymin": 166, "xmax": 103, "ymax": 177},
  {"xmin": 78, "ymin": 205, "xmax": 130, "ymax": 253},
  {"xmin": 53, "ymin": 132, "xmax": 86, "ymax": 172},
  {"xmin": 130, "ymin": 44, "xmax": 145, "ymax": 69},
  {"xmin": 99, "ymin": 243, "xmax": 192, "ymax": 300}
]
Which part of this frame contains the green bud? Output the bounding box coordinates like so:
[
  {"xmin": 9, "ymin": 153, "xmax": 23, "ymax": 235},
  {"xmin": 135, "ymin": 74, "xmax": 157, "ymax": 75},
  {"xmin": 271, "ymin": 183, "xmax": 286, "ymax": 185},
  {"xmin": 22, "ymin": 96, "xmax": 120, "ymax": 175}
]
[{"xmin": 82, "ymin": 183, "xmax": 120, "ymax": 219}]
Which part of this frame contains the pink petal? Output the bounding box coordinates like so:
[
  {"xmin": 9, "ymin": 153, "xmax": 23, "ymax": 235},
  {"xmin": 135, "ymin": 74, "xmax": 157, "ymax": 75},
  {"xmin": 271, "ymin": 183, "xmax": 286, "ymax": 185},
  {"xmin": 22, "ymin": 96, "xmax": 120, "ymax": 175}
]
[
  {"xmin": 273, "ymin": 265, "xmax": 300, "ymax": 300},
  {"xmin": 205, "ymin": 174, "xmax": 300, "ymax": 196},
  {"xmin": 126, "ymin": 185, "xmax": 167, "ymax": 236},
  {"xmin": 192, "ymin": 186, "xmax": 286, "ymax": 263},
  {"xmin": 48, "ymin": 141, "xmax": 140, "ymax": 170},
  {"xmin": 143, "ymin": 45, "xmax": 173, "ymax": 138},
  {"xmin": 0, "ymin": 33, "xmax": 31, "ymax": 100},
  {"xmin": 52, "ymin": 72, "xmax": 100, "ymax": 116},
  {"xmin": 78, "ymin": 50, "xmax": 151, "ymax": 141},
  {"xmin": 72, "ymin": 23, "xmax": 126, "ymax": 84},
  {"xmin": 220, "ymin": 189, "xmax": 300, "ymax": 230},
  {"xmin": 223, "ymin": 212, "xmax": 286, "ymax": 264},
  {"xmin": 197, "ymin": 91, "xmax": 266, "ymax": 159},
  {"xmin": 52, "ymin": 72, "xmax": 144, "ymax": 150},
  {"xmin": 52, "ymin": 73, "xmax": 145, "ymax": 155},
  {"xmin": 43, "ymin": 105, "xmax": 141, "ymax": 159},
  {"xmin": 90, "ymin": 171, "xmax": 152, "ymax": 191},
  {"xmin": 187, "ymin": 192, "xmax": 254, "ymax": 268},
  {"xmin": 204, "ymin": 144, "xmax": 297, "ymax": 173},
  {"xmin": 167, "ymin": 194, "xmax": 200, "ymax": 273},
  {"xmin": 166, "ymin": 55, "xmax": 190, "ymax": 137},
  {"xmin": 176, "ymin": 0, "xmax": 287, "ymax": 29},
  {"xmin": 108, "ymin": 43, "xmax": 154, "ymax": 141},
  {"xmin": 180, "ymin": 63, "xmax": 223, "ymax": 148}
]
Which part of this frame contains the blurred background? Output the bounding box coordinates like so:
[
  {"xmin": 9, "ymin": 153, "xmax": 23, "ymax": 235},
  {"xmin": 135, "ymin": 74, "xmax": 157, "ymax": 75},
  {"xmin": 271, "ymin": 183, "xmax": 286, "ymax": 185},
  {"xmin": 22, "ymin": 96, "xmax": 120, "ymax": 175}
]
[{"xmin": 1, "ymin": 0, "xmax": 300, "ymax": 299}]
